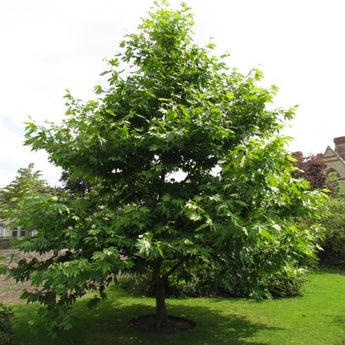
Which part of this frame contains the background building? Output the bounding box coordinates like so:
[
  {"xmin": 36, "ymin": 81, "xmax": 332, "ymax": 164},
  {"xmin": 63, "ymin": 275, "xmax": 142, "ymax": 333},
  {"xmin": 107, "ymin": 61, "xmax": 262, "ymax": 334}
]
[{"xmin": 323, "ymin": 136, "xmax": 345, "ymax": 189}]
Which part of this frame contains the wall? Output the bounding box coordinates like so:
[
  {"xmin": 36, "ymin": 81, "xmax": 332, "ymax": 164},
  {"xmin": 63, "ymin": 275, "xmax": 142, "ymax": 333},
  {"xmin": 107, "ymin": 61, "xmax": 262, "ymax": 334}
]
[{"xmin": 323, "ymin": 139, "xmax": 345, "ymax": 189}]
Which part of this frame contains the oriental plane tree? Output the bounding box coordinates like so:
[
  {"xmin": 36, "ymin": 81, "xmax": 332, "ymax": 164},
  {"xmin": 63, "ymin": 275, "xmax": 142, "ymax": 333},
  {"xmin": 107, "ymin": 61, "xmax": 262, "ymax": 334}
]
[{"xmin": 1, "ymin": 1, "xmax": 325, "ymax": 333}]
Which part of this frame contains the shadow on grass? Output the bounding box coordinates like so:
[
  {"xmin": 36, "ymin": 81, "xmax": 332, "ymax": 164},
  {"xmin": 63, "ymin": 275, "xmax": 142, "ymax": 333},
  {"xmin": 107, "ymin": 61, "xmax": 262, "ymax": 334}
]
[{"xmin": 16, "ymin": 300, "xmax": 283, "ymax": 345}]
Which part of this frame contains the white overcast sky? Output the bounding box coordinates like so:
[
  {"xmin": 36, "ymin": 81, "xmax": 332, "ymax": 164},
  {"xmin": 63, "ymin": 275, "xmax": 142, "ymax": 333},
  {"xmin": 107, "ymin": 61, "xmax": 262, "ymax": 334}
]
[{"xmin": 1, "ymin": 0, "xmax": 344, "ymax": 187}]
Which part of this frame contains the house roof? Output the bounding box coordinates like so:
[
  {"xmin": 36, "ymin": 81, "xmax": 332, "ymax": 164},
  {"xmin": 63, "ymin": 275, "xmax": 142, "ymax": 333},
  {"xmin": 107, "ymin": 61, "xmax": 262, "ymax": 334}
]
[{"xmin": 324, "ymin": 145, "xmax": 345, "ymax": 166}]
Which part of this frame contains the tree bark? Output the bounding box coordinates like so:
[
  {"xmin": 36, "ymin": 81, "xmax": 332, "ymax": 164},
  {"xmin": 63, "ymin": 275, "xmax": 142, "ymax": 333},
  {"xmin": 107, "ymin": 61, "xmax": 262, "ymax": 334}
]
[{"xmin": 153, "ymin": 259, "xmax": 168, "ymax": 328}]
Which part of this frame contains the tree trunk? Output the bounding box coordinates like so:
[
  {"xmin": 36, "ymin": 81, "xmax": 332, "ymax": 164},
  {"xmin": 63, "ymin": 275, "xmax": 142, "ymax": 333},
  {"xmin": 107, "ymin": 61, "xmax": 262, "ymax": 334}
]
[{"xmin": 153, "ymin": 260, "xmax": 168, "ymax": 328}]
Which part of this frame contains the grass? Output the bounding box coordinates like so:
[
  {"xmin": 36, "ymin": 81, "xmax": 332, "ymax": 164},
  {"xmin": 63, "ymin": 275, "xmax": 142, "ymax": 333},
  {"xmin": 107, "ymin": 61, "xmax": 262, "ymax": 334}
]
[{"xmin": 8, "ymin": 269, "xmax": 345, "ymax": 345}]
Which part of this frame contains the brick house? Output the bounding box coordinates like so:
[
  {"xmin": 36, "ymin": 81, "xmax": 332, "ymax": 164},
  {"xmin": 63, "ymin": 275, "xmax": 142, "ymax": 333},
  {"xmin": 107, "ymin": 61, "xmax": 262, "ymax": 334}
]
[{"xmin": 323, "ymin": 136, "xmax": 345, "ymax": 189}]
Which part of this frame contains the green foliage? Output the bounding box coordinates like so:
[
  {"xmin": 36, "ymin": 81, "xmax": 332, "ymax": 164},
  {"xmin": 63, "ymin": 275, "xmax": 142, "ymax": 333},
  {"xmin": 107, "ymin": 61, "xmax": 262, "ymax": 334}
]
[
  {"xmin": 202, "ymin": 138, "xmax": 325, "ymax": 299},
  {"xmin": 121, "ymin": 217, "xmax": 322, "ymax": 299},
  {"xmin": 326, "ymin": 171, "xmax": 345, "ymax": 197},
  {"xmin": 319, "ymin": 197, "xmax": 345, "ymax": 264},
  {"xmin": 1, "ymin": 1, "xmax": 327, "ymax": 335},
  {"xmin": 0, "ymin": 304, "xmax": 13, "ymax": 345},
  {"xmin": 0, "ymin": 164, "xmax": 51, "ymax": 225},
  {"xmin": 259, "ymin": 269, "xmax": 307, "ymax": 298}
]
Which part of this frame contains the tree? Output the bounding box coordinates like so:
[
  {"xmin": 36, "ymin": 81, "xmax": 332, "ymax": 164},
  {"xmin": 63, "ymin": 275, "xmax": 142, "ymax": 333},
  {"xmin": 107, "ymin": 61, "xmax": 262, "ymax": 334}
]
[
  {"xmin": 59, "ymin": 170, "xmax": 92, "ymax": 197},
  {"xmin": 0, "ymin": 163, "xmax": 51, "ymax": 225},
  {"xmin": 290, "ymin": 152, "xmax": 345, "ymax": 265},
  {"xmin": 1, "ymin": 1, "xmax": 325, "ymax": 334},
  {"xmin": 319, "ymin": 197, "xmax": 345, "ymax": 263},
  {"xmin": 291, "ymin": 152, "xmax": 327, "ymax": 190}
]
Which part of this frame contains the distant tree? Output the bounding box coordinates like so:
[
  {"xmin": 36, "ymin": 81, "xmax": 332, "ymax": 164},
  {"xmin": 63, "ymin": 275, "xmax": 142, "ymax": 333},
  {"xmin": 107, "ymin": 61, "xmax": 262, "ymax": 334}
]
[
  {"xmin": 290, "ymin": 152, "xmax": 345, "ymax": 264},
  {"xmin": 319, "ymin": 197, "xmax": 345, "ymax": 263},
  {"xmin": 325, "ymin": 171, "xmax": 345, "ymax": 197},
  {"xmin": 59, "ymin": 170, "xmax": 91, "ymax": 197},
  {"xmin": 291, "ymin": 152, "xmax": 327, "ymax": 190},
  {"xmin": 1, "ymin": 1, "xmax": 326, "ymax": 334},
  {"xmin": 0, "ymin": 163, "xmax": 51, "ymax": 224}
]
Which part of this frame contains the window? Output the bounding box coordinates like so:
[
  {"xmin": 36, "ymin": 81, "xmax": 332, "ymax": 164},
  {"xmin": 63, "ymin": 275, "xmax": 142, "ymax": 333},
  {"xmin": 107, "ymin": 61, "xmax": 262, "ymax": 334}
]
[
  {"xmin": 20, "ymin": 230, "xmax": 26, "ymax": 237},
  {"xmin": 12, "ymin": 230, "xmax": 18, "ymax": 237}
]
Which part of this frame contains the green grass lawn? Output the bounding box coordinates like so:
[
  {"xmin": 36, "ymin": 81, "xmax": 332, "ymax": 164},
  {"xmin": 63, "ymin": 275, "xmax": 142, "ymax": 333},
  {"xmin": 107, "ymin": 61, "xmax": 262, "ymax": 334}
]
[{"xmin": 9, "ymin": 269, "xmax": 345, "ymax": 345}]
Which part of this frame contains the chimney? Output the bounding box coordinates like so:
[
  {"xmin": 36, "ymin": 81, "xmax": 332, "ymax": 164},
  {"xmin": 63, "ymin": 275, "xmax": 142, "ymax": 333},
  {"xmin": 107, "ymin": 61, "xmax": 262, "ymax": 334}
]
[{"xmin": 334, "ymin": 136, "xmax": 345, "ymax": 159}]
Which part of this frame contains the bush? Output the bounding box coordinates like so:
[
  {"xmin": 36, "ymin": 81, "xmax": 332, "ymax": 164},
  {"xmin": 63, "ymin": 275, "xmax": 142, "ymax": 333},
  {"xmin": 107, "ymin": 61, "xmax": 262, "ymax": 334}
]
[
  {"xmin": 219, "ymin": 259, "xmax": 308, "ymax": 300},
  {"xmin": 118, "ymin": 274, "xmax": 154, "ymax": 297},
  {"xmin": 119, "ymin": 260, "xmax": 222, "ymax": 298},
  {"xmin": 0, "ymin": 304, "xmax": 13, "ymax": 345},
  {"xmin": 119, "ymin": 258, "xmax": 307, "ymax": 300},
  {"xmin": 166, "ymin": 263, "xmax": 224, "ymax": 298},
  {"xmin": 257, "ymin": 268, "xmax": 307, "ymax": 298}
]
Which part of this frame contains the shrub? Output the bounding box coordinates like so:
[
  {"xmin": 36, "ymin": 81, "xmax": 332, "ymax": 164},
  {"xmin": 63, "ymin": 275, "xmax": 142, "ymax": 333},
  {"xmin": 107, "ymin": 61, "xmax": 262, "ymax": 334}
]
[
  {"xmin": 119, "ymin": 260, "xmax": 222, "ymax": 298},
  {"xmin": 218, "ymin": 258, "xmax": 308, "ymax": 299},
  {"xmin": 118, "ymin": 274, "xmax": 154, "ymax": 297},
  {"xmin": 166, "ymin": 260, "xmax": 223, "ymax": 298},
  {"xmin": 0, "ymin": 304, "xmax": 13, "ymax": 345},
  {"xmin": 257, "ymin": 268, "xmax": 307, "ymax": 298},
  {"xmin": 120, "ymin": 259, "xmax": 307, "ymax": 300}
]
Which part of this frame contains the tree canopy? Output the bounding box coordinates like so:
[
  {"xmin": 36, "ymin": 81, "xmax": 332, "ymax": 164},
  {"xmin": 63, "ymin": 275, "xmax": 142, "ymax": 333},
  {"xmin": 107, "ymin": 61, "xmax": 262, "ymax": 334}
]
[
  {"xmin": 1, "ymin": 1, "xmax": 326, "ymax": 334},
  {"xmin": 0, "ymin": 163, "xmax": 50, "ymax": 226},
  {"xmin": 291, "ymin": 152, "xmax": 327, "ymax": 190}
]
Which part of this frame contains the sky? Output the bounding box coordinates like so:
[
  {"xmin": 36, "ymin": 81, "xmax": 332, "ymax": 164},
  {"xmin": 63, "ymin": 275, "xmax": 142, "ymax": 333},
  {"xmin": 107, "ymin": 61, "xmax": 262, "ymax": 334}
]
[{"xmin": 1, "ymin": 0, "xmax": 345, "ymax": 187}]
